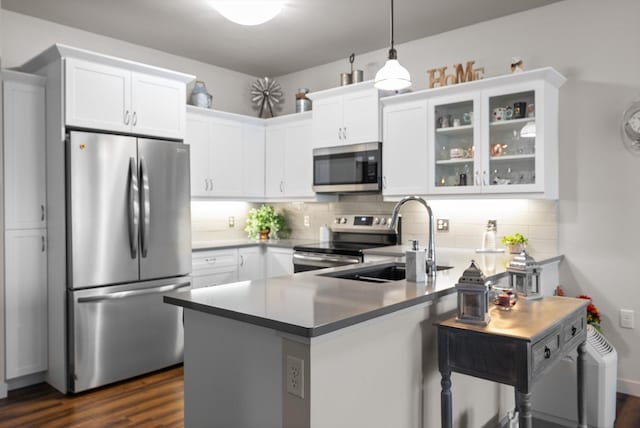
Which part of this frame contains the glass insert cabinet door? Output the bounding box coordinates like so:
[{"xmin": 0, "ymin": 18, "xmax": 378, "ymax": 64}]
[
  {"xmin": 482, "ymin": 82, "xmax": 544, "ymax": 193},
  {"xmin": 427, "ymin": 93, "xmax": 481, "ymax": 194}
]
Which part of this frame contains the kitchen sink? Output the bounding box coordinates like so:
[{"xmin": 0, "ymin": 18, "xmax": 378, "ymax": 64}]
[{"xmin": 320, "ymin": 262, "xmax": 453, "ymax": 283}]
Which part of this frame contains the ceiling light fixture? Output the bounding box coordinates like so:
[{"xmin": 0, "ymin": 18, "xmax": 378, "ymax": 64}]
[
  {"xmin": 374, "ymin": 0, "xmax": 411, "ymax": 91},
  {"xmin": 211, "ymin": 1, "xmax": 284, "ymax": 26}
]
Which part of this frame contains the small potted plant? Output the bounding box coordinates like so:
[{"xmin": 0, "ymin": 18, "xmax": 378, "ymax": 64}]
[
  {"xmin": 245, "ymin": 205, "xmax": 286, "ymax": 240},
  {"xmin": 502, "ymin": 232, "xmax": 528, "ymax": 254}
]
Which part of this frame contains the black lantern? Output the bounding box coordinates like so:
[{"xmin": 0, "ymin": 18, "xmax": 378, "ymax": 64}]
[
  {"xmin": 507, "ymin": 250, "xmax": 543, "ymax": 300},
  {"xmin": 455, "ymin": 260, "xmax": 490, "ymax": 325}
]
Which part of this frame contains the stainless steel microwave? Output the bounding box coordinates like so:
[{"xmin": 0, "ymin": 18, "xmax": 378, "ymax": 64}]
[{"xmin": 312, "ymin": 142, "xmax": 382, "ymax": 193}]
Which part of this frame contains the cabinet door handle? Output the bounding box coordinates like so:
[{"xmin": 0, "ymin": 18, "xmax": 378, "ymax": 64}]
[
  {"xmin": 280, "ymin": 180, "xmax": 284, "ymax": 193},
  {"xmin": 338, "ymin": 127, "xmax": 342, "ymax": 140},
  {"xmin": 571, "ymin": 326, "xmax": 577, "ymax": 337},
  {"xmin": 41, "ymin": 235, "xmax": 45, "ymax": 252},
  {"xmin": 124, "ymin": 110, "xmax": 130, "ymax": 125},
  {"xmin": 482, "ymin": 170, "xmax": 488, "ymax": 186},
  {"xmin": 209, "ymin": 179, "xmax": 214, "ymax": 191},
  {"xmin": 383, "ymin": 176, "xmax": 387, "ymax": 189},
  {"xmin": 342, "ymin": 127, "xmax": 347, "ymax": 140},
  {"xmin": 204, "ymin": 257, "xmax": 216, "ymax": 263},
  {"xmin": 132, "ymin": 111, "xmax": 138, "ymax": 126},
  {"xmin": 204, "ymin": 178, "xmax": 209, "ymax": 191},
  {"xmin": 544, "ymin": 346, "xmax": 551, "ymax": 359},
  {"xmin": 239, "ymin": 255, "xmax": 244, "ymax": 267},
  {"xmin": 41, "ymin": 204, "xmax": 45, "ymax": 221},
  {"xmin": 474, "ymin": 171, "xmax": 480, "ymax": 185}
]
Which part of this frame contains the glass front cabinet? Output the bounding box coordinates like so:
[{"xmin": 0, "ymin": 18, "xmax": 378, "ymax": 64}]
[{"xmin": 422, "ymin": 69, "xmax": 564, "ymax": 198}]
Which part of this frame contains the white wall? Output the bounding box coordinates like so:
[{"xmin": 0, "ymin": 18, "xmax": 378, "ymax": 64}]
[
  {"xmin": 0, "ymin": 10, "xmax": 258, "ymax": 116},
  {"xmin": 276, "ymin": 0, "xmax": 640, "ymax": 393}
]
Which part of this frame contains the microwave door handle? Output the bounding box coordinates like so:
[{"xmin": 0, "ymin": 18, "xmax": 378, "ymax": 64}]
[
  {"xmin": 139, "ymin": 157, "xmax": 150, "ymax": 258},
  {"xmin": 128, "ymin": 157, "xmax": 139, "ymax": 259},
  {"xmin": 77, "ymin": 282, "xmax": 191, "ymax": 303}
]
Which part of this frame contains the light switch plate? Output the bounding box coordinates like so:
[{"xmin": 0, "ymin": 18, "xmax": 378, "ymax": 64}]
[{"xmin": 620, "ymin": 309, "xmax": 634, "ymax": 329}]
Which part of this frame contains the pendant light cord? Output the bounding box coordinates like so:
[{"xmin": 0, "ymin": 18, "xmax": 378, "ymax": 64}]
[{"xmin": 388, "ymin": 0, "xmax": 397, "ymax": 60}]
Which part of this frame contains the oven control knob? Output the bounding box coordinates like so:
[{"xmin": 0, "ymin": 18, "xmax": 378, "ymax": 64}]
[
  {"xmin": 380, "ymin": 218, "xmax": 386, "ymax": 225},
  {"xmin": 334, "ymin": 217, "xmax": 340, "ymax": 224},
  {"xmin": 373, "ymin": 217, "xmax": 380, "ymax": 225},
  {"xmin": 340, "ymin": 217, "xmax": 348, "ymax": 224}
]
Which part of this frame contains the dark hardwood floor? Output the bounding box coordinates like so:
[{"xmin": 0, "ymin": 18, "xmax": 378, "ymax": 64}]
[
  {"xmin": 0, "ymin": 366, "xmax": 184, "ymax": 427},
  {"xmin": 0, "ymin": 365, "xmax": 638, "ymax": 427}
]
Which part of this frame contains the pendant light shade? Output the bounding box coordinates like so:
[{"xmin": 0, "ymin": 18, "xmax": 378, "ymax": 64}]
[{"xmin": 375, "ymin": 0, "xmax": 411, "ymax": 91}]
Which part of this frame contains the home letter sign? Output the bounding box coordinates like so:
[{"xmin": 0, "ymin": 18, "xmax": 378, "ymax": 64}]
[{"xmin": 427, "ymin": 60, "xmax": 485, "ymax": 88}]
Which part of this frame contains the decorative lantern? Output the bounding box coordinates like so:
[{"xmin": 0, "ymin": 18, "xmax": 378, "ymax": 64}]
[
  {"xmin": 455, "ymin": 260, "xmax": 491, "ymax": 325},
  {"xmin": 507, "ymin": 250, "xmax": 543, "ymax": 300}
]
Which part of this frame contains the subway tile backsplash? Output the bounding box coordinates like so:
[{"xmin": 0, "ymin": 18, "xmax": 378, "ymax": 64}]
[{"xmin": 191, "ymin": 196, "xmax": 557, "ymax": 259}]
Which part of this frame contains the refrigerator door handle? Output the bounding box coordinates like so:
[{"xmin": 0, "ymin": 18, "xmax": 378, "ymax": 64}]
[
  {"xmin": 77, "ymin": 281, "xmax": 191, "ymax": 303},
  {"xmin": 128, "ymin": 157, "xmax": 139, "ymax": 259},
  {"xmin": 140, "ymin": 157, "xmax": 151, "ymax": 258}
]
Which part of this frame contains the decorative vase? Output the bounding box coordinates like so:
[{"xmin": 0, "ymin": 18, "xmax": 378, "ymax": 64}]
[
  {"xmin": 508, "ymin": 243, "xmax": 525, "ymax": 254},
  {"xmin": 190, "ymin": 81, "xmax": 212, "ymax": 108},
  {"xmin": 259, "ymin": 228, "xmax": 270, "ymax": 241}
]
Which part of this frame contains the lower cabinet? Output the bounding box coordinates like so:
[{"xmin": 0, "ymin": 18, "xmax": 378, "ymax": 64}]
[
  {"xmin": 238, "ymin": 246, "xmax": 264, "ymax": 281},
  {"xmin": 192, "ymin": 249, "xmax": 238, "ymax": 289},
  {"xmin": 266, "ymin": 247, "xmax": 293, "ymax": 278},
  {"xmin": 5, "ymin": 229, "xmax": 48, "ymax": 379}
]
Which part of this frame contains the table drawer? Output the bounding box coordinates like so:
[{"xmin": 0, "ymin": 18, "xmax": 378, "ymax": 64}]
[
  {"xmin": 532, "ymin": 328, "xmax": 561, "ymax": 376},
  {"xmin": 564, "ymin": 314, "xmax": 585, "ymax": 343}
]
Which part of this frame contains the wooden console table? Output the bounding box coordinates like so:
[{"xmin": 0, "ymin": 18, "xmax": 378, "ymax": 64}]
[{"xmin": 436, "ymin": 296, "xmax": 588, "ymax": 428}]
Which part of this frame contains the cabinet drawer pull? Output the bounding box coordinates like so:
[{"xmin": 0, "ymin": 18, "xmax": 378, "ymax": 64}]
[
  {"xmin": 544, "ymin": 346, "xmax": 551, "ymax": 359},
  {"xmin": 204, "ymin": 257, "xmax": 216, "ymax": 263},
  {"xmin": 124, "ymin": 110, "xmax": 130, "ymax": 125},
  {"xmin": 41, "ymin": 204, "xmax": 45, "ymax": 221},
  {"xmin": 571, "ymin": 326, "xmax": 577, "ymax": 337}
]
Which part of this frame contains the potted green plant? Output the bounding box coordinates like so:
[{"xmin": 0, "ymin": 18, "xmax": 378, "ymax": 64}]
[
  {"xmin": 502, "ymin": 232, "xmax": 528, "ymax": 254},
  {"xmin": 245, "ymin": 205, "xmax": 286, "ymax": 240}
]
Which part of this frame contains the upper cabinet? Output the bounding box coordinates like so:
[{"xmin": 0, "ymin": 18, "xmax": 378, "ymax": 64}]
[
  {"xmin": 186, "ymin": 107, "xmax": 265, "ymax": 199},
  {"xmin": 383, "ymin": 68, "xmax": 565, "ymax": 199},
  {"xmin": 309, "ymin": 82, "xmax": 380, "ymax": 148},
  {"xmin": 66, "ymin": 58, "xmax": 186, "ymax": 139},
  {"xmin": 265, "ymin": 114, "xmax": 315, "ymax": 199}
]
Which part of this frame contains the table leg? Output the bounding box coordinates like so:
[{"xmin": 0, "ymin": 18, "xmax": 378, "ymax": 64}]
[
  {"xmin": 577, "ymin": 341, "xmax": 587, "ymax": 428},
  {"xmin": 440, "ymin": 370, "xmax": 452, "ymax": 428},
  {"xmin": 516, "ymin": 390, "xmax": 532, "ymax": 428}
]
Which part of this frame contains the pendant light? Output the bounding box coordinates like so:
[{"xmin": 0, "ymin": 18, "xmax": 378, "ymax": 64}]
[{"xmin": 374, "ymin": 0, "xmax": 411, "ymax": 91}]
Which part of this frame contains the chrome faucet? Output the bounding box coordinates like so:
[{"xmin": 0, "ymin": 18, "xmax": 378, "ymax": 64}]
[{"xmin": 389, "ymin": 196, "xmax": 436, "ymax": 275}]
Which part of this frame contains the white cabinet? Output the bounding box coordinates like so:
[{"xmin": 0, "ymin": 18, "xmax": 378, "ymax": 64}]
[
  {"xmin": 309, "ymin": 84, "xmax": 380, "ymax": 148},
  {"xmin": 382, "ymin": 100, "xmax": 429, "ymax": 196},
  {"xmin": 65, "ymin": 58, "xmax": 186, "ymax": 139},
  {"xmin": 192, "ymin": 249, "xmax": 239, "ymax": 289},
  {"xmin": 5, "ymin": 229, "xmax": 48, "ymax": 379},
  {"xmin": 265, "ymin": 117, "xmax": 314, "ymax": 198},
  {"xmin": 238, "ymin": 246, "xmax": 264, "ymax": 281},
  {"xmin": 3, "ymin": 78, "xmax": 46, "ymax": 229},
  {"xmin": 266, "ymin": 247, "xmax": 293, "ymax": 278},
  {"xmin": 186, "ymin": 108, "xmax": 265, "ymax": 199}
]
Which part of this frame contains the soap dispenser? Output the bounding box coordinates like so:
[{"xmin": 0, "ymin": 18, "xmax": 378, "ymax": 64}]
[
  {"xmin": 406, "ymin": 240, "xmax": 426, "ymax": 283},
  {"xmin": 482, "ymin": 220, "xmax": 497, "ymax": 251}
]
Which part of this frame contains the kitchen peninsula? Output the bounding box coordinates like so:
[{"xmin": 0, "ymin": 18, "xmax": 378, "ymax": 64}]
[{"xmin": 164, "ymin": 249, "xmax": 562, "ymax": 428}]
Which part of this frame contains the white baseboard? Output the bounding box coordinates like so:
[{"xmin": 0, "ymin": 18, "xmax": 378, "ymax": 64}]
[
  {"xmin": 0, "ymin": 381, "xmax": 7, "ymax": 399},
  {"xmin": 618, "ymin": 378, "xmax": 640, "ymax": 397}
]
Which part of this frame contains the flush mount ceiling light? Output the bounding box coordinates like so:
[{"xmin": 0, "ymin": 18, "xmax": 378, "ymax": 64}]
[
  {"xmin": 211, "ymin": 1, "xmax": 284, "ymax": 26},
  {"xmin": 375, "ymin": 0, "xmax": 411, "ymax": 91}
]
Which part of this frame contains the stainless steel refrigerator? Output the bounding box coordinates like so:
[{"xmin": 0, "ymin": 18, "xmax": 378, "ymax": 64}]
[{"xmin": 65, "ymin": 131, "xmax": 191, "ymax": 392}]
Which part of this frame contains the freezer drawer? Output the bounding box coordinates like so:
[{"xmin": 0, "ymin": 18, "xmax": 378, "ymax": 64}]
[{"xmin": 69, "ymin": 277, "xmax": 190, "ymax": 392}]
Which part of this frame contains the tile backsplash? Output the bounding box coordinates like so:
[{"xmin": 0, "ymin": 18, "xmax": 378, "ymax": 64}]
[{"xmin": 191, "ymin": 196, "xmax": 557, "ymax": 259}]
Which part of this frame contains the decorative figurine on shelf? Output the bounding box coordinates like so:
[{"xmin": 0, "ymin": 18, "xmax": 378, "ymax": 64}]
[
  {"xmin": 190, "ymin": 81, "xmax": 213, "ymax": 108},
  {"xmin": 511, "ymin": 56, "xmax": 524, "ymax": 73},
  {"xmin": 251, "ymin": 77, "xmax": 283, "ymax": 118},
  {"xmin": 455, "ymin": 260, "xmax": 491, "ymax": 325},
  {"xmin": 507, "ymin": 250, "xmax": 543, "ymax": 300}
]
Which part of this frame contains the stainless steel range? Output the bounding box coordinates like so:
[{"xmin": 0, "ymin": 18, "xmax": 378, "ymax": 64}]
[{"xmin": 292, "ymin": 214, "xmax": 401, "ymax": 272}]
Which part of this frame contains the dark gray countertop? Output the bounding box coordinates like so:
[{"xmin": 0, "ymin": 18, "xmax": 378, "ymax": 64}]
[
  {"xmin": 166, "ymin": 248, "xmax": 562, "ymax": 338},
  {"xmin": 192, "ymin": 238, "xmax": 315, "ymax": 251}
]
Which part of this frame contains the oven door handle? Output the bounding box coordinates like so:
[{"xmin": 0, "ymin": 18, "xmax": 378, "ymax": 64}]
[{"xmin": 293, "ymin": 253, "xmax": 361, "ymax": 265}]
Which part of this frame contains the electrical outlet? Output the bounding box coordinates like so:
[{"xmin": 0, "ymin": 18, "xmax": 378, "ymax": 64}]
[
  {"xmin": 620, "ymin": 309, "xmax": 634, "ymax": 329},
  {"xmin": 436, "ymin": 218, "xmax": 449, "ymax": 232},
  {"xmin": 286, "ymin": 355, "xmax": 304, "ymax": 398},
  {"xmin": 228, "ymin": 216, "xmax": 235, "ymax": 228},
  {"xmin": 303, "ymin": 215, "xmax": 310, "ymax": 227}
]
